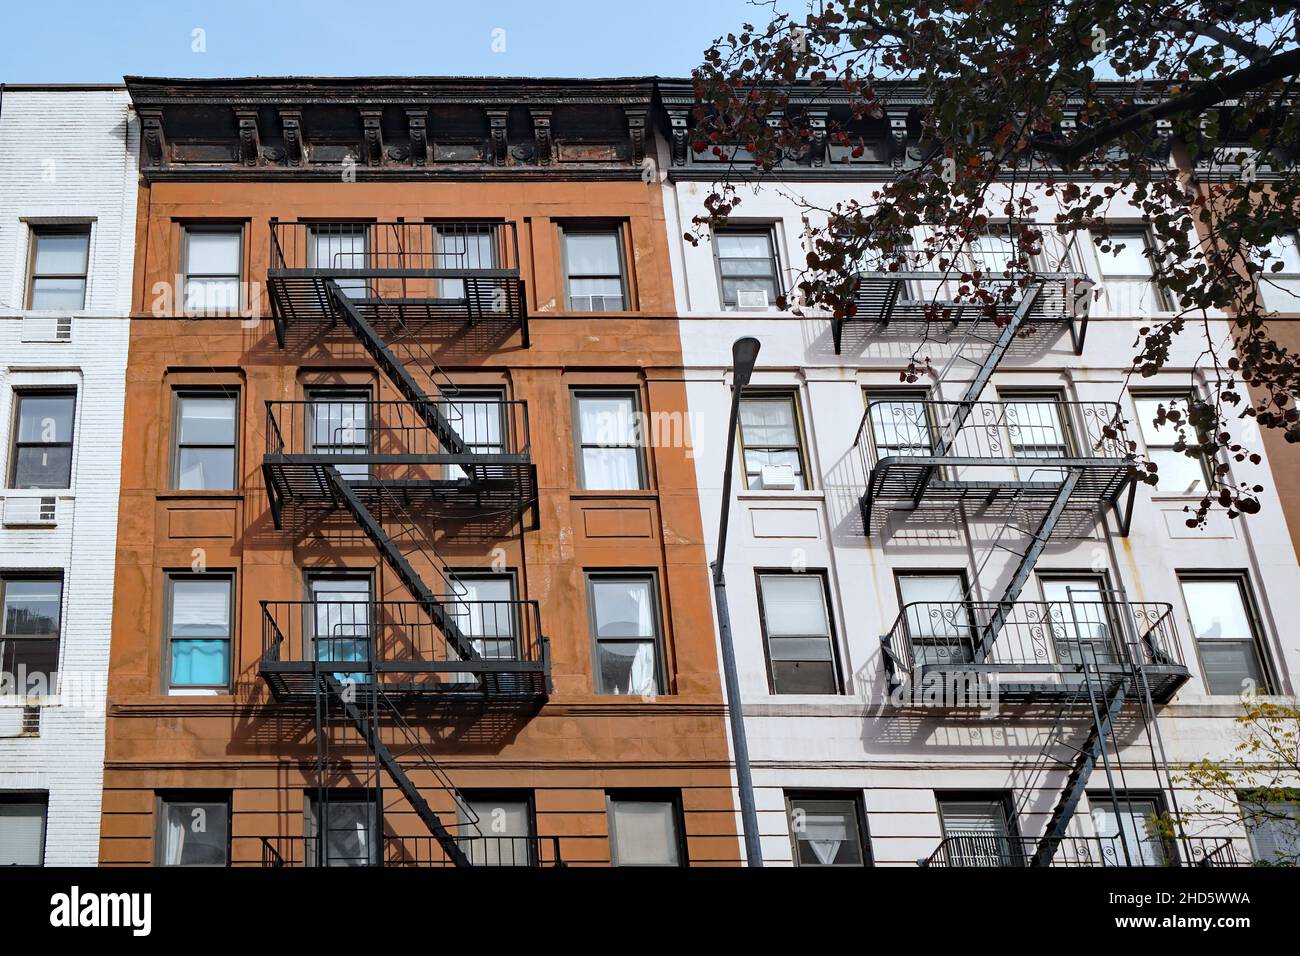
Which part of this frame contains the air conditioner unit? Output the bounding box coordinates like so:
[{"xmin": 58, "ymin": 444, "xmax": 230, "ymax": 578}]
[
  {"xmin": 2, "ymin": 496, "xmax": 57, "ymax": 527},
  {"xmin": 759, "ymin": 463, "xmax": 797, "ymax": 490},
  {"xmin": 20, "ymin": 315, "xmax": 72, "ymax": 343},
  {"xmin": 735, "ymin": 288, "xmax": 770, "ymax": 310}
]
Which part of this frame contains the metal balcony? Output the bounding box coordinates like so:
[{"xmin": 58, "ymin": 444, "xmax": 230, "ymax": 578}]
[
  {"xmin": 259, "ymin": 599, "xmax": 550, "ymax": 705},
  {"xmin": 266, "ymin": 220, "xmax": 527, "ymax": 344},
  {"xmin": 921, "ymin": 834, "xmax": 1246, "ymax": 868},
  {"xmin": 256, "ymin": 834, "xmax": 564, "ymax": 867},
  {"xmin": 880, "ymin": 599, "xmax": 1190, "ymax": 704},
  {"xmin": 262, "ymin": 397, "xmax": 536, "ymax": 530},
  {"xmin": 858, "ymin": 399, "xmax": 1134, "ymax": 535}
]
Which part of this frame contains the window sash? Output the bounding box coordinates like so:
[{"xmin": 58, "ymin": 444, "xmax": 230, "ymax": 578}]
[
  {"xmin": 788, "ymin": 797, "xmax": 866, "ymax": 867},
  {"xmin": 158, "ymin": 797, "xmax": 230, "ymax": 867},
  {"xmin": 167, "ymin": 575, "xmax": 233, "ymax": 689},
  {"xmin": 0, "ymin": 799, "xmax": 47, "ymax": 866},
  {"xmin": 739, "ymin": 395, "xmax": 806, "ymax": 489},
  {"xmin": 564, "ymin": 229, "xmax": 626, "ymax": 310},
  {"xmin": 574, "ymin": 392, "xmax": 645, "ymax": 490},
  {"xmin": 173, "ymin": 393, "xmax": 238, "ymax": 491},
  {"xmin": 716, "ymin": 230, "xmax": 780, "ymax": 306},
  {"xmin": 589, "ymin": 575, "xmax": 662, "ymax": 695},
  {"xmin": 607, "ymin": 797, "xmax": 681, "ymax": 866},
  {"xmin": 27, "ymin": 228, "xmax": 90, "ymax": 310}
]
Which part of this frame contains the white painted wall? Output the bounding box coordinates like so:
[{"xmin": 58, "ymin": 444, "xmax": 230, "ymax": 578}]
[
  {"xmin": 663, "ymin": 170, "xmax": 1300, "ymax": 866},
  {"xmin": 0, "ymin": 88, "xmax": 137, "ymax": 865}
]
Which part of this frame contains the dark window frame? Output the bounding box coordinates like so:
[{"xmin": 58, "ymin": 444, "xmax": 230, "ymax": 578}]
[
  {"xmin": 862, "ymin": 386, "xmax": 936, "ymax": 463},
  {"xmin": 180, "ymin": 222, "xmax": 245, "ymax": 315},
  {"xmin": 893, "ymin": 568, "xmax": 974, "ymax": 663},
  {"xmin": 25, "ymin": 224, "xmax": 92, "ymax": 311},
  {"xmin": 559, "ymin": 222, "xmax": 631, "ymax": 312},
  {"xmin": 0, "ymin": 572, "xmax": 64, "ymax": 695},
  {"xmin": 1085, "ymin": 789, "xmax": 1177, "ymax": 866},
  {"xmin": 8, "ymin": 387, "xmax": 77, "ymax": 490},
  {"xmin": 754, "ymin": 568, "xmax": 842, "ymax": 695},
  {"xmin": 936, "ymin": 790, "xmax": 1024, "ymax": 866},
  {"xmin": 737, "ymin": 389, "xmax": 811, "ymax": 491},
  {"xmin": 170, "ymin": 388, "xmax": 240, "ymax": 492},
  {"xmin": 712, "ymin": 224, "xmax": 783, "ymax": 309},
  {"xmin": 0, "ymin": 791, "xmax": 49, "ymax": 867},
  {"xmin": 570, "ymin": 388, "xmax": 648, "ymax": 491},
  {"xmin": 1130, "ymin": 389, "xmax": 1212, "ymax": 493},
  {"xmin": 605, "ymin": 789, "xmax": 687, "ymax": 867},
  {"xmin": 154, "ymin": 790, "xmax": 232, "ymax": 867},
  {"xmin": 784, "ymin": 790, "xmax": 873, "ymax": 867},
  {"xmin": 584, "ymin": 569, "xmax": 667, "ymax": 696},
  {"xmin": 303, "ymin": 787, "xmax": 379, "ymax": 867},
  {"xmin": 459, "ymin": 788, "xmax": 538, "ymax": 867},
  {"xmin": 1177, "ymin": 570, "xmax": 1275, "ymax": 696},
  {"xmin": 163, "ymin": 570, "xmax": 236, "ymax": 693}
]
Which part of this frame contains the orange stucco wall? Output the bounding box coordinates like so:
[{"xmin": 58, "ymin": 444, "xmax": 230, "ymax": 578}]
[{"xmin": 99, "ymin": 179, "xmax": 741, "ymax": 866}]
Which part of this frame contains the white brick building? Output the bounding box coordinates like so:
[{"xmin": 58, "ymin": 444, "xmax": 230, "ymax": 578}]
[
  {"xmin": 0, "ymin": 86, "xmax": 137, "ymax": 865},
  {"xmin": 657, "ymin": 83, "xmax": 1300, "ymax": 867}
]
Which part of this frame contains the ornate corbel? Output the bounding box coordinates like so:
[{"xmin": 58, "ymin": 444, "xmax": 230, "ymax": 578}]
[
  {"xmin": 279, "ymin": 109, "xmax": 306, "ymax": 167},
  {"xmin": 806, "ymin": 110, "xmax": 828, "ymax": 167},
  {"xmin": 530, "ymin": 109, "xmax": 552, "ymax": 166},
  {"xmin": 625, "ymin": 108, "xmax": 647, "ymax": 167},
  {"xmin": 887, "ymin": 108, "xmax": 910, "ymax": 167},
  {"xmin": 360, "ymin": 109, "xmax": 384, "ymax": 166},
  {"xmin": 487, "ymin": 109, "xmax": 509, "ymax": 166},
  {"xmin": 234, "ymin": 108, "xmax": 261, "ymax": 167},
  {"xmin": 667, "ymin": 108, "xmax": 689, "ymax": 166},
  {"xmin": 1154, "ymin": 118, "xmax": 1173, "ymax": 161},
  {"xmin": 406, "ymin": 109, "xmax": 429, "ymax": 166},
  {"xmin": 138, "ymin": 108, "xmax": 167, "ymax": 168}
]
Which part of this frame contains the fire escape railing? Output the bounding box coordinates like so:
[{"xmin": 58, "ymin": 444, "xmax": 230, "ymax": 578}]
[{"xmin": 921, "ymin": 834, "xmax": 1248, "ymax": 868}]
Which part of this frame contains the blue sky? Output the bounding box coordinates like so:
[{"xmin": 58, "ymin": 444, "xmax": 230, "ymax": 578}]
[{"xmin": 1, "ymin": 0, "xmax": 778, "ymax": 83}]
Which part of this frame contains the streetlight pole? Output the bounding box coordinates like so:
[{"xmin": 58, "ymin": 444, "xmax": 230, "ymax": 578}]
[{"xmin": 712, "ymin": 336, "xmax": 763, "ymax": 867}]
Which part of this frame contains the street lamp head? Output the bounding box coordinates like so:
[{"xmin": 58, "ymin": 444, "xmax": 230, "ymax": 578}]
[{"xmin": 731, "ymin": 336, "xmax": 761, "ymax": 389}]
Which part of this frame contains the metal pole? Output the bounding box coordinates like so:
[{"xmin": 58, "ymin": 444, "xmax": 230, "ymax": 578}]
[{"xmin": 714, "ymin": 337, "xmax": 763, "ymax": 867}]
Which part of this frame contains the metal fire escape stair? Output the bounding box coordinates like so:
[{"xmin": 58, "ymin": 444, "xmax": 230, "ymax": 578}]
[{"xmin": 323, "ymin": 675, "xmax": 473, "ymax": 868}]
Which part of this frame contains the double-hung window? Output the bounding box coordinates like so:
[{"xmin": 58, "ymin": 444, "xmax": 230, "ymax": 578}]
[
  {"xmin": 715, "ymin": 228, "xmax": 781, "ymax": 308},
  {"xmin": 26, "ymin": 226, "xmax": 90, "ymax": 310},
  {"xmin": 573, "ymin": 390, "xmax": 645, "ymax": 491},
  {"xmin": 182, "ymin": 225, "xmax": 242, "ymax": 314},
  {"xmin": 309, "ymin": 223, "xmax": 368, "ymax": 298},
  {"xmin": 1132, "ymin": 394, "xmax": 1207, "ymax": 495},
  {"xmin": 757, "ymin": 572, "xmax": 839, "ymax": 694},
  {"xmin": 738, "ymin": 392, "xmax": 808, "ymax": 490},
  {"xmin": 1179, "ymin": 575, "xmax": 1272, "ymax": 695},
  {"xmin": 587, "ymin": 573, "xmax": 663, "ymax": 696},
  {"xmin": 0, "ymin": 575, "xmax": 63, "ymax": 695},
  {"xmin": 305, "ymin": 792, "xmax": 376, "ymax": 867},
  {"xmin": 306, "ymin": 389, "xmax": 371, "ymax": 481},
  {"xmin": 865, "ymin": 390, "xmax": 932, "ymax": 461},
  {"xmin": 607, "ymin": 792, "xmax": 684, "ymax": 866},
  {"xmin": 156, "ymin": 793, "xmax": 230, "ymax": 866},
  {"xmin": 165, "ymin": 573, "xmax": 233, "ymax": 691},
  {"xmin": 8, "ymin": 390, "xmax": 76, "ymax": 489},
  {"xmin": 0, "ymin": 794, "xmax": 48, "ymax": 866},
  {"xmin": 173, "ymin": 391, "xmax": 238, "ymax": 490},
  {"xmin": 563, "ymin": 227, "xmax": 627, "ymax": 311},
  {"xmin": 1258, "ymin": 231, "xmax": 1300, "ymax": 314},
  {"xmin": 460, "ymin": 793, "xmax": 535, "ymax": 867},
  {"xmin": 1094, "ymin": 227, "xmax": 1167, "ymax": 312},
  {"xmin": 786, "ymin": 793, "xmax": 870, "ymax": 867}
]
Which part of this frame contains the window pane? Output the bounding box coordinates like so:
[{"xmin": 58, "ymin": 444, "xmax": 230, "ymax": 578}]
[
  {"xmin": 760, "ymin": 575, "xmax": 829, "ymax": 637},
  {"xmin": 171, "ymin": 578, "xmax": 231, "ymax": 636},
  {"xmin": 596, "ymin": 641, "xmax": 659, "ymax": 695},
  {"xmin": 170, "ymin": 640, "xmax": 229, "ymax": 686},
  {"xmin": 790, "ymin": 798, "xmax": 863, "ymax": 866},
  {"xmin": 869, "ymin": 398, "xmax": 931, "ymax": 452},
  {"xmin": 33, "ymin": 232, "xmax": 89, "ymax": 274},
  {"xmin": 160, "ymin": 800, "xmax": 228, "ymax": 866},
  {"xmin": 609, "ymin": 799, "xmax": 679, "ymax": 866},
  {"xmin": 565, "ymin": 232, "xmax": 621, "ymax": 276},
  {"xmin": 17, "ymin": 395, "xmax": 75, "ymax": 443},
  {"xmin": 591, "ymin": 579, "xmax": 654, "ymax": 638},
  {"xmin": 0, "ymin": 802, "xmax": 47, "ymax": 866},
  {"xmin": 1243, "ymin": 800, "xmax": 1300, "ymax": 864},
  {"xmin": 179, "ymin": 396, "xmax": 236, "ymax": 445},
  {"xmin": 1149, "ymin": 448, "xmax": 1204, "ymax": 493},
  {"xmin": 716, "ymin": 232, "xmax": 773, "ymax": 259},
  {"xmin": 1096, "ymin": 231, "xmax": 1153, "ymax": 277},
  {"xmin": 177, "ymin": 448, "xmax": 236, "ymax": 491},
  {"xmin": 578, "ymin": 395, "xmax": 638, "ymax": 445},
  {"xmin": 12, "ymin": 448, "xmax": 73, "ymax": 489},
  {"xmin": 29, "ymin": 278, "xmax": 87, "ymax": 310},
  {"xmin": 739, "ymin": 398, "xmax": 798, "ymax": 445},
  {"xmin": 1199, "ymin": 641, "xmax": 1264, "ymax": 695},
  {"xmin": 186, "ymin": 230, "xmax": 241, "ymax": 275},
  {"xmin": 184, "ymin": 277, "xmax": 240, "ymax": 313},
  {"xmin": 772, "ymin": 660, "xmax": 837, "ymax": 694},
  {"xmin": 1090, "ymin": 799, "xmax": 1167, "ymax": 866},
  {"xmin": 1181, "ymin": 580, "xmax": 1253, "ymax": 639},
  {"xmin": 569, "ymin": 277, "xmax": 625, "ymax": 297},
  {"xmin": 581, "ymin": 447, "xmax": 641, "ymax": 490},
  {"xmin": 2, "ymin": 580, "xmax": 61, "ymax": 636},
  {"xmin": 464, "ymin": 798, "xmax": 532, "ymax": 866},
  {"xmin": 1005, "ymin": 400, "xmax": 1067, "ymax": 452},
  {"xmin": 1265, "ymin": 233, "xmax": 1300, "ymax": 273},
  {"xmin": 1133, "ymin": 397, "xmax": 1189, "ymax": 445}
]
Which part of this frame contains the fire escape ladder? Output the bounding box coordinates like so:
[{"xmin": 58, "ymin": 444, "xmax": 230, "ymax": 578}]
[
  {"xmin": 324, "ymin": 468, "xmax": 480, "ymax": 665},
  {"xmin": 972, "ymin": 467, "xmax": 1083, "ymax": 661},
  {"xmin": 1030, "ymin": 677, "xmax": 1129, "ymax": 867},
  {"xmin": 323, "ymin": 676, "xmax": 473, "ymax": 868},
  {"xmin": 938, "ymin": 281, "xmax": 1043, "ymax": 408}
]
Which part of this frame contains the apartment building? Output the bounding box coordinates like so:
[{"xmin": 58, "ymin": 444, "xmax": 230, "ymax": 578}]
[
  {"xmin": 0, "ymin": 86, "xmax": 138, "ymax": 865},
  {"xmin": 659, "ymin": 80, "xmax": 1300, "ymax": 867},
  {"xmin": 97, "ymin": 76, "xmax": 739, "ymax": 867}
]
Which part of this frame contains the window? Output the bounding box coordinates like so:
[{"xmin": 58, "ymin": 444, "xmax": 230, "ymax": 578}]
[
  {"xmin": 8, "ymin": 390, "xmax": 76, "ymax": 489},
  {"xmin": 1093, "ymin": 227, "xmax": 1168, "ymax": 312},
  {"xmin": 173, "ymin": 391, "xmax": 238, "ymax": 491},
  {"xmin": 309, "ymin": 224, "xmax": 368, "ymax": 298},
  {"xmin": 1258, "ymin": 232, "xmax": 1300, "ymax": 314},
  {"xmin": 0, "ymin": 794, "xmax": 47, "ymax": 866},
  {"xmin": 786, "ymin": 793, "xmax": 869, "ymax": 867},
  {"xmin": 757, "ymin": 572, "xmax": 839, "ymax": 694},
  {"xmin": 572, "ymin": 390, "xmax": 646, "ymax": 491},
  {"xmin": 562, "ymin": 227, "xmax": 626, "ymax": 311},
  {"xmin": 0, "ymin": 576, "xmax": 62, "ymax": 695},
  {"xmin": 165, "ymin": 574, "xmax": 233, "ymax": 691},
  {"xmin": 182, "ymin": 225, "xmax": 242, "ymax": 314},
  {"xmin": 1089, "ymin": 794, "xmax": 1171, "ymax": 866},
  {"xmin": 450, "ymin": 573, "xmax": 518, "ymax": 660},
  {"xmin": 156, "ymin": 793, "xmax": 229, "ymax": 866},
  {"xmin": 715, "ymin": 228, "xmax": 781, "ymax": 308},
  {"xmin": 305, "ymin": 792, "xmax": 376, "ymax": 867},
  {"xmin": 443, "ymin": 388, "xmax": 507, "ymax": 481},
  {"xmin": 1132, "ymin": 394, "xmax": 1207, "ymax": 494},
  {"xmin": 607, "ymin": 793, "xmax": 683, "ymax": 866},
  {"xmin": 1240, "ymin": 793, "xmax": 1300, "ymax": 865},
  {"xmin": 307, "ymin": 573, "xmax": 372, "ymax": 672},
  {"xmin": 586, "ymin": 573, "xmax": 663, "ymax": 696},
  {"xmin": 460, "ymin": 792, "xmax": 535, "ymax": 867},
  {"xmin": 865, "ymin": 390, "xmax": 932, "ymax": 461},
  {"xmin": 896, "ymin": 573, "xmax": 972, "ymax": 665},
  {"xmin": 26, "ymin": 226, "xmax": 90, "ymax": 310},
  {"xmin": 306, "ymin": 389, "xmax": 370, "ymax": 481},
  {"xmin": 738, "ymin": 393, "xmax": 808, "ymax": 490},
  {"xmin": 1179, "ymin": 575, "xmax": 1271, "ymax": 695},
  {"xmin": 1000, "ymin": 391, "xmax": 1072, "ymax": 481},
  {"xmin": 1039, "ymin": 575, "xmax": 1118, "ymax": 665},
  {"xmin": 439, "ymin": 223, "xmax": 498, "ymax": 300},
  {"xmin": 937, "ymin": 794, "xmax": 1020, "ymax": 866}
]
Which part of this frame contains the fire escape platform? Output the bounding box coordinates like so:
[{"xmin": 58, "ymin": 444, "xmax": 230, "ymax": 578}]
[
  {"xmin": 905, "ymin": 661, "xmax": 1189, "ymax": 705},
  {"xmin": 258, "ymin": 663, "xmax": 549, "ymax": 707},
  {"xmin": 267, "ymin": 273, "xmax": 527, "ymax": 329}
]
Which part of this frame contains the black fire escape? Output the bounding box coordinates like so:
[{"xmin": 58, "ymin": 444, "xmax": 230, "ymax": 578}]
[
  {"xmin": 848, "ymin": 236, "xmax": 1208, "ymax": 867},
  {"xmin": 257, "ymin": 220, "xmax": 553, "ymax": 867}
]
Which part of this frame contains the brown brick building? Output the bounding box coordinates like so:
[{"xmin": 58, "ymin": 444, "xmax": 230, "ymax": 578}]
[{"xmin": 99, "ymin": 76, "xmax": 739, "ymax": 866}]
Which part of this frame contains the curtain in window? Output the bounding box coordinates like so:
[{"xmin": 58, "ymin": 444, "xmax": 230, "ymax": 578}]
[{"xmin": 610, "ymin": 800, "xmax": 678, "ymax": 866}]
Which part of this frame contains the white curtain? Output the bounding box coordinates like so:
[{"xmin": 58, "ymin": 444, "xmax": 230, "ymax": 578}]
[{"xmin": 804, "ymin": 811, "xmax": 849, "ymax": 865}]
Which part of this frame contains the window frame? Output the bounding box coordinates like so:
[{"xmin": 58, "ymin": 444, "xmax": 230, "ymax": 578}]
[
  {"xmin": 303, "ymin": 788, "xmax": 378, "ymax": 868},
  {"xmin": 570, "ymin": 388, "xmax": 648, "ymax": 491},
  {"xmin": 737, "ymin": 389, "xmax": 811, "ymax": 491},
  {"xmin": 712, "ymin": 225, "xmax": 783, "ymax": 309},
  {"xmin": 459, "ymin": 788, "xmax": 538, "ymax": 867},
  {"xmin": 560, "ymin": 223, "xmax": 630, "ymax": 312},
  {"xmin": 936, "ymin": 790, "xmax": 1024, "ymax": 866},
  {"xmin": 25, "ymin": 224, "xmax": 91, "ymax": 311},
  {"xmin": 862, "ymin": 387, "xmax": 936, "ymax": 464},
  {"xmin": 605, "ymin": 789, "xmax": 687, "ymax": 867},
  {"xmin": 180, "ymin": 222, "xmax": 245, "ymax": 315},
  {"xmin": 163, "ymin": 571, "xmax": 236, "ymax": 693},
  {"xmin": 0, "ymin": 792, "xmax": 49, "ymax": 867},
  {"xmin": 1177, "ymin": 571, "xmax": 1275, "ymax": 696},
  {"xmin": 8, "ymin": 387, "xmax": 77, "ymax": 490},
  {"xmin": 1130, "ymin": 390, "xmax": 1211, "ymax": 495},
  {"xmin": 755, "ymin": 569, "xmax": 842, "ymax": 695},
  {"xmin": 1086, "ymin": 790, "xmax": 1177, "ymax": 866},
  {"xmin": 170, "ymin": 388, "xmax": 240, "ymax": 492},
  {"xmin": 448, "ymin": 569, "xmax": 521, "ymax": 659},
  {"xmin": 584, "ymin": 570, "xmax": 667, "ymax": 696},
  {"xmin": 154, "ymin": 790, "xmax": 231, "ymax": 867},
  {"xmin": 894, "ymin": 569, "xmax": 975, "ymax": 664},
  {"xmin": 0, "ymin": 572, "xmax": 65, "ymax": 696},
  {"xmin": 784, "ymin": 790, "xmax": 872, "ymax": 867},
  {"xmin": 1091, "ymin": 225, "xmax": 1170, "ymax": 309}
]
